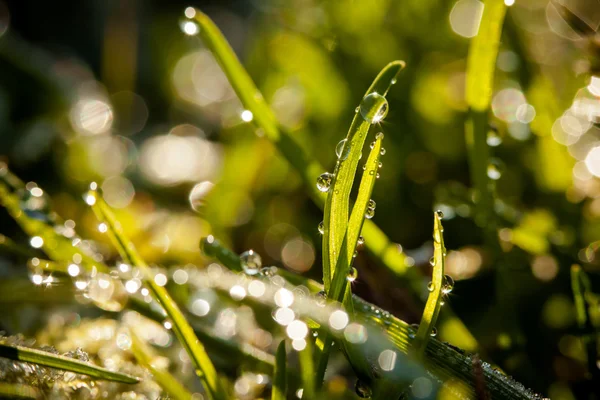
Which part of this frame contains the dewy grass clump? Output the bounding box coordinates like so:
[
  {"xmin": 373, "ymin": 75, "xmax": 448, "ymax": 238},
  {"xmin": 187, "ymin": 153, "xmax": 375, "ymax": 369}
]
[{"xmin": 0, "ymin": 2, "xmax": 597, "ymax": 399}]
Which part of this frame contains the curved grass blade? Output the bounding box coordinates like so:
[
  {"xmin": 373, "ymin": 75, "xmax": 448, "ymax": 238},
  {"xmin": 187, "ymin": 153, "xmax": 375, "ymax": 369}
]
[
  {"xmin": 411, "ymin": 212, "xmax": 446, "ymax": 358},
  {"xmin": 129, "ymin": 330, "xmax": 192, "ymax": 400},
  {"xmin": 315, "ymin": 136, "xmax": 383, "ymax": 385},
  {"xmin": 298, "ymin": 339, "xmax": 315, "ymax": 400},
  {"xmin": 465, "ymin": 0, "xmax": 507, "ymax": 246},
  {"xmin": 0, "ymin": 168, "xmax": 108, "ymax": 273},
  {"xmin": 0, "ymin": 383, "xmax": 40, "ymax": 399},
  {"xmin": 322, "ymin": 64, "xmax": 403, "ymax": 291},
  {"xmin": 87, "ymin": 190, "xmax": 227, "ymax": 400},
  {"xmin": 272, "ymin": 341, "xmax": 287, "ymax": 400},
  {"xmin": 0, "ymin": 343, "xmax": 140, "ymax": 384}
]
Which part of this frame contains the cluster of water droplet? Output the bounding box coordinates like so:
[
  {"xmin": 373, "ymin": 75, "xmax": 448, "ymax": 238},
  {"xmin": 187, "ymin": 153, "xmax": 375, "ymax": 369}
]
[{"xmin": 365, "ymin": 199, "xmax": 376, "ymax": 219}]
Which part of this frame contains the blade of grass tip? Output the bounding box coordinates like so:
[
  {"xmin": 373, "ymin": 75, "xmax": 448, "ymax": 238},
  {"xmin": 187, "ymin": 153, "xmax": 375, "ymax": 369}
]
[
  {"xmin": 322, "ymin": 62, "xmax": 404, "ymax": 291},
  {"xmin": 0, "ymin": 171, "xmax": 108, "ymax": 273},
  {"xmin": 200, "ymin": 236, "xmax": 242, "ymax": 273},
  {"xmin": 86, "ymin": 188, "xmax": 227, "ymax": 400},
  {"xmin": 129, "ymin": 330, "xmax": 192, "ymax": 400},
  {"xmin": 298, "ymin": 338, "xmax": 315, "ymax": 400},
  {"xmin": 315, "ymin": 135, "xmax": 384, "ymax": 386},
  {"xmin": 411, "ymin": 211, "xmax": 447, "ymax": 359},
  {"xmin": 571, "ymin": 264, "xmax": 588, "ymax": 329},
  {"xmin": 0, "ymin": 382, "xmax": 40, "ymax": 399},
  {"xmin": 272, "ymin": 341, "xmax": 287, "ymax": 400},
  {"xmin": 465, "ymin": 0, "xmax": 506, "ymax": 246},
  {"xmin": 0, "ymin": 343, "xmax": 140, "ymax": 384}
]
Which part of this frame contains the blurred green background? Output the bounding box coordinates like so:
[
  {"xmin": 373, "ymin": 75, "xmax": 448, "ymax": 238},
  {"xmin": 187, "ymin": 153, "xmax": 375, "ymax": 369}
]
[{"xmin": 1, "ymin": 0, "xmax": 599, "ymax": 398}]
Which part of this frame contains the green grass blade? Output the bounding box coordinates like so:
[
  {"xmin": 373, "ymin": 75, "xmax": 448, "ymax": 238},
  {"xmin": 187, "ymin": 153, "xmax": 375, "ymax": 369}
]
[
  {"xmin": 322, "ymin": 64, "xmax": 403, "ymax": 291},
  {"xmin": 272, "ymin": 340, "xmax": 287, "ymax": 400},
  {"xmin": 0, "ymin": 342, "xmax": 140, "ymax": 384},
  {"xmin": 315, "ymin": 135, "xmax": 384, "ymax": 386},
  {"xmin": 571, "ymin": 264, "xmax": 588, "ymax": 328},
  {"xmin": 0, "ymin": 168, "xmax": 108, "ymax": 273},
  {"xmin": 298, "ymin": 338, "xmax": 315, "ymax": 400},
  {"xmin": 87, "ymin": 189, "xmax": 227, "ymax": 400},
  {"xmin": 464, "ymin": 0, "xmax": 507, "ymax": 243},
  {"xmin": 0, "ymin": 382, "xmax": 40, "ymax": 399},
  {"xmin": 412, "ymin": 212, "xmax": 446, "ymax": 358},
  {"xmin": 129, "ymin": 330, "xmax": 192, "ymax": 400}
]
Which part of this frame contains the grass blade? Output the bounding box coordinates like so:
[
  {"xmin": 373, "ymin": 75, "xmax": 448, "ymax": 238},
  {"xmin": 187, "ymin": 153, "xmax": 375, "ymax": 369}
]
[
  {"xmin": 0, "ymin": 342, "xmax": 140, "ymax": 384},
  {"xmin": 315, "ymin": 135, "xmax": 384, "ymax": 385},
  {"xmin": 298, "ymin": 338, "xmax": 315, "ymax": 400},
  {"xmin": 464, "ymin": 0, "xmax": 507, "ymax": 244},
  {"xmin": 411, "ymin": 212, "xmax": 447, "ymax": 358},
  {"xmin": 87, "ymin": 189, "xmax": 227, "ymax": 400},
  {"xmin": 129, "ymin": 330, "xmax": 192, "ymax": 400},
  {"xmin": 272, "ymin": 341, "xmax": 287, "ymax": 400},
  {"xmin": 0, "ymin": 383, "xmax": 40, "ymax": 399}
]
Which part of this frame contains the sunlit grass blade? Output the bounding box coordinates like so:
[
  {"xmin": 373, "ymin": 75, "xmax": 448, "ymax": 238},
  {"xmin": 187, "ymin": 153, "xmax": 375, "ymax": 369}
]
[
  {"xmin": 411, "ymin": 212, "xmax": 447, "ymax": 358},
  {"xmin": 0, "ymin": 168, "xmax": 108, "ymax": 272},
  {"xmin": 0, "ymin": 382, "xmax": 40, "ymax": 399},
  {"xmin": 87, "ymin": 189, "xmax": 227, "ymax": 400},
  {"xmin": 272, "ymin": 341, "xmax": 287, "ymax": 400},
  {"xmin": 129, "ymin": 330, "xmax": 192, "ymax": 400},
  {"xmin": 0, "ymin": 342, "xmax": 140, "ymax": 384},
  {"xmin": 322, "ymin": 64, "xmax": 403, "ymax": 290},
  {"xmin": 315, "ymin": 135, "xmax": 383, "ymax": 385},
  {"xmin": 298, "ymin": 338, "xmax": 315, "ymax": 400},
  {"xmin": 465, "ymin": 0, "xmax": 506, "ymax": 245}
]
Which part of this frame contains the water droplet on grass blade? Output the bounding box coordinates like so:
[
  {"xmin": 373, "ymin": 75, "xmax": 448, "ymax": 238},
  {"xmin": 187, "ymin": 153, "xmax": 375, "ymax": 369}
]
[
  {"xmin": 316, "ymin": 290, "xmax": 327, "ymax": 306},
  {"xmin": 240, "ymin": 250, "xmax": 262, "ymax": 275},
  {"xmin": 435, "ymin": 210, "xmax": 444, "ymax": 219},
  {"xmin": 347, "ymin": 267, "xmax": 358, "ymax": 282},
  {"xmin": 336, "ymin": 139, "xmax": 351, "ymax": 160},
  {"xmin": 359, "ymin": 92, "xmax": 389, "ymax": 124},
  {"xmin": 487, "ymin": 127, "xmax": 502, "ymax": 147},
  {"xmin": 430, "ymin": 327, "xmax": 437, "ymax": 337},
  {"xmin": 442, "ymin": 274, "xmax": 454, "ymax": 294},
  {"xmin": 427, "ymin": 282, "xmax": 435, "ymax": 292},
  {"xmin": 318, "ymin": 221, "xmax": 324, "ymax": 235},
  {"xmin": 380, "ymin": 148, "xmax": 386, "ymax": 156},
  {"xmin": 367, "ymin": 199, "xmax": 376, "ymax": 210},
  {"xmin": 365, "ymin": 208, "xmax": 375, "ymax": 219},
  {"xmin": 487, "ymin": 158, "xmax": 505, "ymax": 180},
  {"xmin": 355, "ymin": 380, "xmax": 372, "ymax": 398},
  {"xmin": 357, "ymin": 236, "xmax": 365, "ymax": 246},
  {"xmin": 316, "ymin": 172, "xmax": 334, "ymax": 192},
  {"xmin": 429, "ymin": 257, "xmax": 435, "ymax": 266}
]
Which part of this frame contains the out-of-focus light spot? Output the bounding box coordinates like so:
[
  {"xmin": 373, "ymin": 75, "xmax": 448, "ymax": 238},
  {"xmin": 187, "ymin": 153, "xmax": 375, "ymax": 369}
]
[
  {"xmin": 274, "ymin": 307, "xmax": 295, "ymax": 325},
  {"xmin": 189, "ymin": 181, "xmax": 215, "ymax": 212},
  {"xmin": 67, "ymin": 264, "xmax": 80, "ymax": 277},
  {"xmin": 542, "ymin": 294, "xmax": 575, "ymax": 329},
  {"xmin": 329, "ymin": 310, "xmax": 349, "ymax": 330},
  {"xmin": 281, "ymin": 237, "xmax": 315, "ymax": 273},
  {"xmin": 98, "ymin": 223, "xmax": 108, "ymax": 233},
  {"xmin": 116, "ymin": 333, "xmax": 132, "ymax": 350},
  {"xmin": 344, "ymin": 323, "xmax": 368, "ymax": 344},
  {"xmin": 70, "ymin": 99, "xmax": 113, "ymax": 135},
  {"xmin": 154, "ymin": 273, "xmax": 168, "ymax": 287},
  {"xmin": 531, "ymin": 255, "xmax": 559, "ymax": 281},
  {"xmin": 411, "ymin": 377, "xmax": 433, "ymax": 398},
  {"xmin": 573, "ymin": 161, "xmax": 593, "ymax": 181},
  {"xmin": 191, "ymin": 298, "xmax": 211, "ymax": 317},
  {"xmin": 449, "ymin": 0, "xmax": 484, "ymax": 38},
  {"xmin": 585, "ymin": 146, "xmax": 600, "ymax": 177},
  {"xmin": 0, "ymin": 2, "xmax": 10, "ymax": 37},
  {"xmin": 141, "ymin": 288, "xmax": 149, "ymax": 296},
  {"xmin": 274, "ymin": 288, "xmax": 294, "ymax": 308},
  {"xmin": 292, "ymin": 339, "xmax": 307, "ymax": 351},
  {"xmin": 504, "ymin": 0, "xmax": 515, "ymax": 6},
  {"xmin": 492, "ymin": 88, "xmax": 526, "ymax": 122},
  {"xmin": 32, "ymin": 274, "xmax": 43, "ymax": 285},
  {"xmin": 286, "ymin": 320, "xmax": 308, "ymax": 340},
  {"xmin": 508, "ymin": 122, "xmax": 531, "ymax": 141},
  {"xmin": 588, "ymin": 76, "xmax": 600, "ymax": 97},
  {"xmin": 125, "ymin": 279, "xmax": 140, "ymax": 293},
  {"xmin": 497, "ymin": 51, "xmax": 519, "ymax": 72},
  {"xmin": 30, "ymin": 187, "xmax": 43, "ymax": 197},
  {"xmin": 164, "ymin": 320, "xmax": 172, "ymax": 329},
  {"xmin": 182, "ymin": 21, "xmax": 199, "ymax": 35},
  {"xmin": 75, "ymin": 280, "xmax": 88, "ymax": 290},
  {"xmin": 230, "ymin": 285, "xmax": 247, "ymax": 300},
  {"xmin": 241, "ymin": 110, "xmax": 253, "ymax": 122},
  {"xmin": 119, "ymin": 263, "xmax": 130, "ymax": 273},
  {"xmin": 378, "ymin": 349, "xmax": 397, "ymax": 371},
  {"xmin": 546, "ymin": 2, "xmax": 581, "ymax": 41},
  {"xmin": 572, "ymin": 88, "xmax": 600, "ymax": 123},
  {"xmin": 139, "ymin": 127, "xmax": 222, "ymax": 186},
  {"xmin": 110, "ymin": 91, "xmax": 149, "ymax": 135},
  {"xmin": 445, "ymin": 247, "xmax": 482, "ymax": 280},
  {"xmin": 84, "ymin": 193, "xmax": 96, "ymax": 206},
  {"xmin": 30, "ymin": 236, "xmax": 43, "ymax": 248},
  {"xmin": 515, "ymin": 104, "xmax": 536, "ymax": 123},
  {"xmin": 173, "ymin": 269, "xmax": 189, "ymax": 285},
  {"xmin": 248, "ymin": 280, "xmax": 266, "ymax": 297},
  {"xmin": 184, "ymin": 7, "xmax": 196, "ymax": 19},
  {"xmin": 271, "ymin": 83, "xmax": 307, "ymax": 129}
]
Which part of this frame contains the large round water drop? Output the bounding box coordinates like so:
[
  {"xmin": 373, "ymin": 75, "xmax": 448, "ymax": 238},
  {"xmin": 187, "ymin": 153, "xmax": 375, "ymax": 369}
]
[
  {"xmin": 316, "ymin": 172, "xmax": 334, "ymax": 192},
  {"xmin": 240, "ymin": 250, "xmax": 262, "ymax": 275},
  {"xmin": 359, "ymin": 92, "xmax": 388, "ymax": 124}
]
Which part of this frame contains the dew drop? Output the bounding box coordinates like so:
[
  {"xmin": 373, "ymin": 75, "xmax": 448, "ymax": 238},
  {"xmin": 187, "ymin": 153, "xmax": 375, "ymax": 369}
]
[
  {"xmin": 347, "ymin": 267, "xmax": 358, "ymax": 282},
  {"xmin": 352, "ymin": 250, "xmax": 358, "ymax": 258},
  {"xmin": 375, "ymin": 132, "xmax": 384, "ymax": 140},
  {"xmin": 409, "ymin": 323, "xmax": 419, "ymax": 339},
  {"xmin": 240, "ymin": 250, "xmax": 262, "ymax": 275},
  {"xmin": 378, "ymin": 162, "xmax": 383, "ymax": 169},
  {"xmin": 357, "ymin": 236, "xmax": 365, "ymax": 246},
  {"xmin": 367, "ymin": 199, "xmax": 376, "ymax": 210},
  {"xmin": 362, "ymin": 164, "xmax": 367, "ymax": 171},
  {"xmin": 429, "ymin": 257, "xmax": 435, "ymax": 267},
  {"xmin": 442, "ymin": 274, "xmax": 454, "ymax": 294},
  {"xmin": 359, "ymin": 92, "xmax": 389, "ymax": 124},
  {"xmin": 336, "ymin": 139, "xmax": 351, "ymax": 161},
  {"xmin": 316, "ymin": 290, "xmax": 327, "ymax": 307},
  {"xmin": 260, "ymin": 266, "xmax": 277, "ymax": 277},
  {"xmin": 390, "ymin": 77, "xmax": 397, "ymax": 85},
  {"xmin": 380, "ymin": 147, "xmax": 386, "ymax": 156},
  {"xmin": 487, "ymin": 128, "xmax": 502, "ymax": 147},
  {"xmin": 427, "ymin": 281, "xmax": 435, "ymax": 292},
  {"xmin": 316, "ymin": 172, "xmax": 334, "ymax": 192},
  {"xmin": 318, "ymin": 221, "xmax": 324, "ymax": 235},
  {"xmin": 370, "ymin": 141, "xmax": 375, "ymax": 150},
  {"xmin": 435, "ymin": 210, "xmax": 444, "ymax": 219},
  {"xmin": 487, "ymin": 158, "xmax": 505, "ymax": 180},
  {"xmin": 355, "ymin": 380, "xmax": 372, "ymax": 398},
  {"xmin": 365, "ymin": 208, "xmax": 375, "ymax": 219},
  {"xmin": 376, "ymin": 173, "xmax": 380, "ymax": 179},
  {"xmin": 430, "ymin": 327, "xmax": 438, "ymax": 337},
  {"xmin": 355, "ymin": 106, "xmax": 360, "ymax": 113}
]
